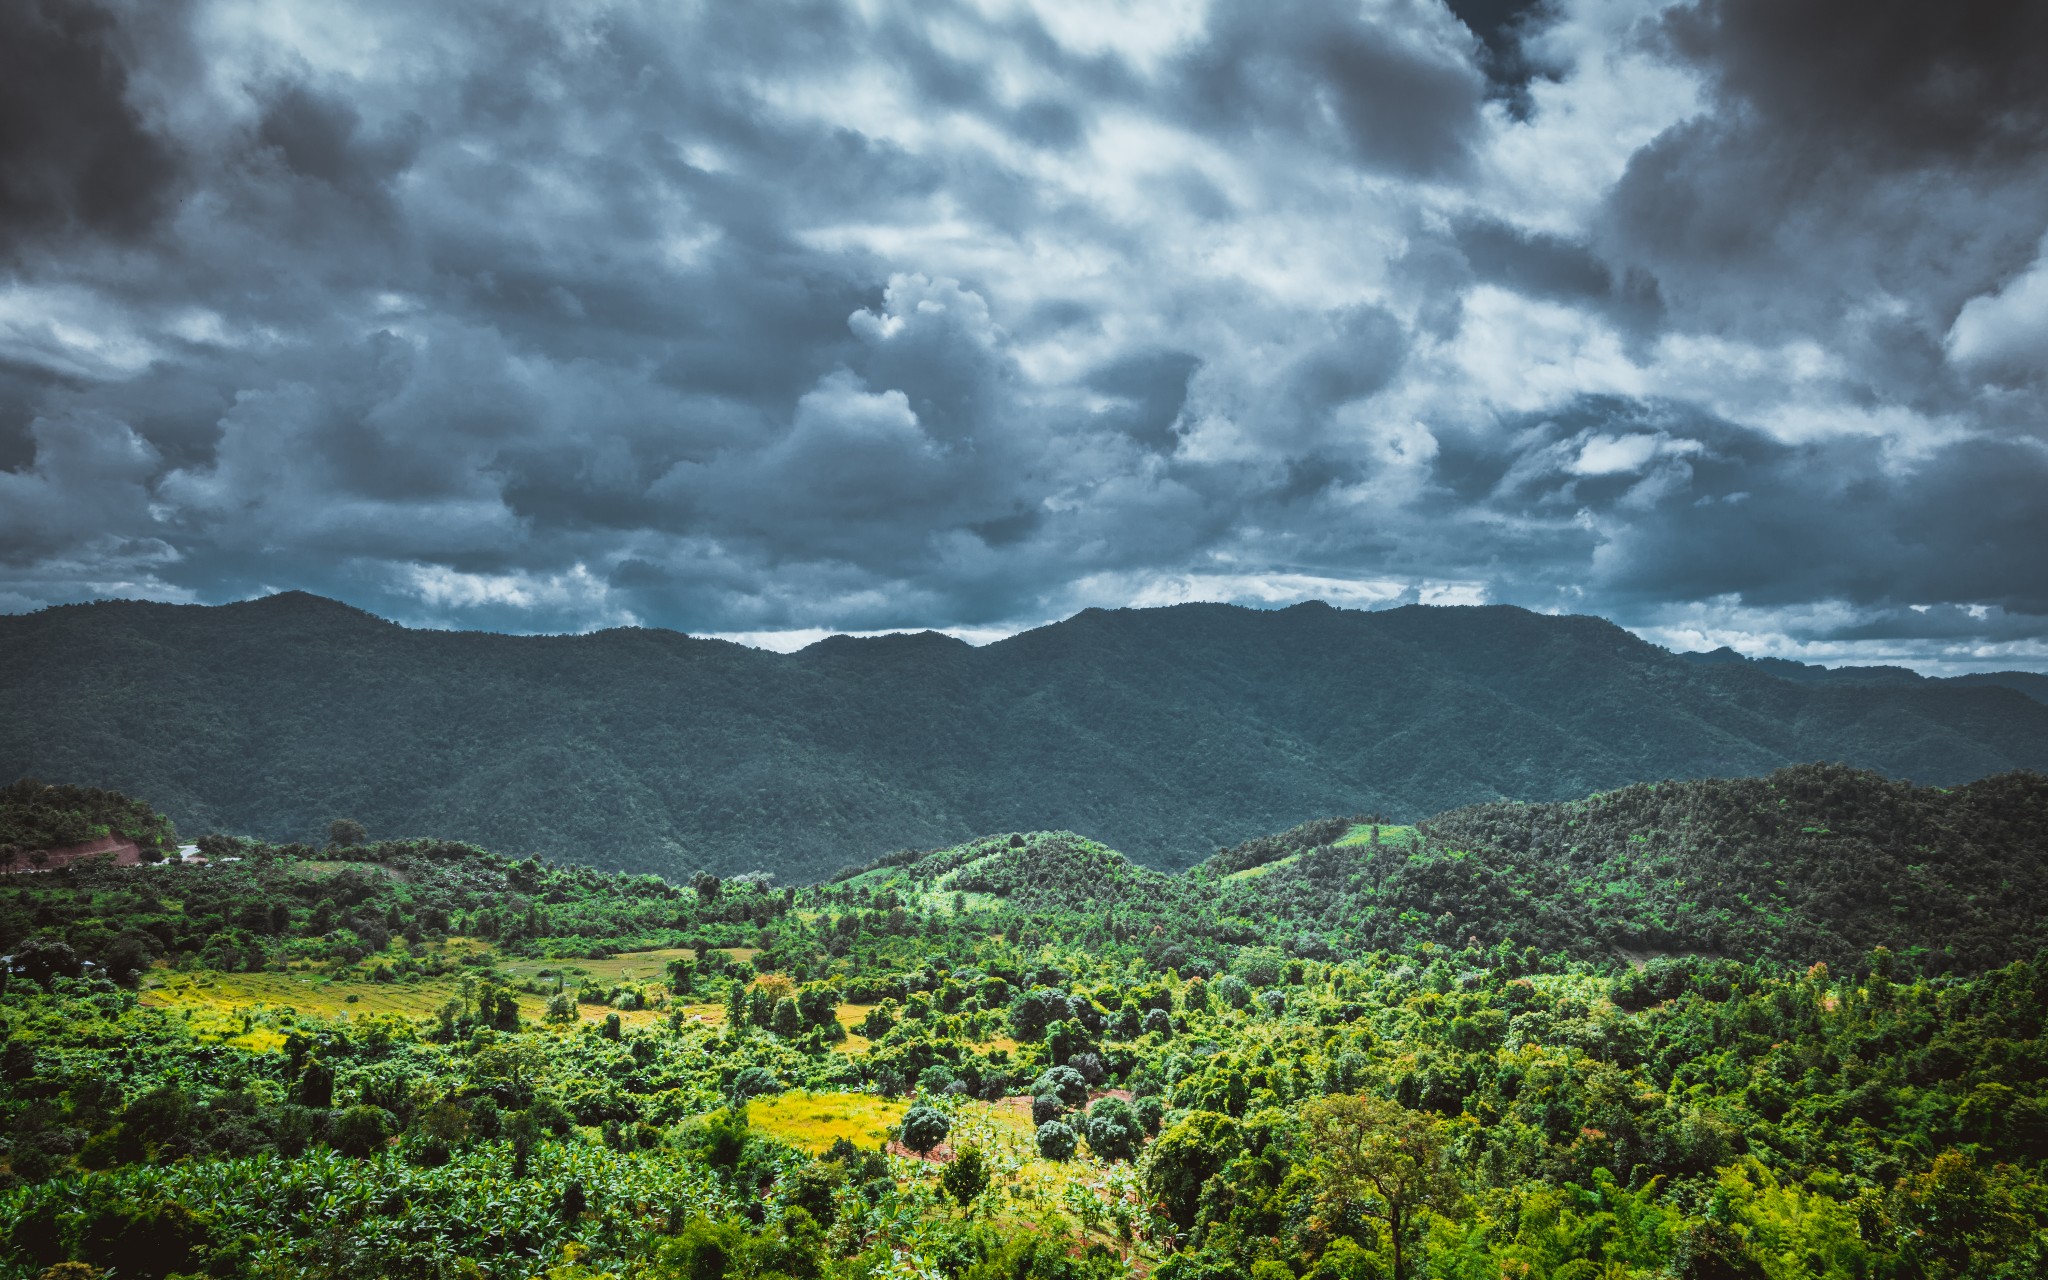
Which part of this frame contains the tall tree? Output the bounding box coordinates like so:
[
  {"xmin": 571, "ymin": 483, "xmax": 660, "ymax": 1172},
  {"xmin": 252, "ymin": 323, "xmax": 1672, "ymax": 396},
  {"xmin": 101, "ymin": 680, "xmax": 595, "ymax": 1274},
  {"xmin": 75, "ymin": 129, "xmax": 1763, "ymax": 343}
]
[{"xmin": 1302, "ymin": 1094, "xmax": 1463, "ymax": 1280}]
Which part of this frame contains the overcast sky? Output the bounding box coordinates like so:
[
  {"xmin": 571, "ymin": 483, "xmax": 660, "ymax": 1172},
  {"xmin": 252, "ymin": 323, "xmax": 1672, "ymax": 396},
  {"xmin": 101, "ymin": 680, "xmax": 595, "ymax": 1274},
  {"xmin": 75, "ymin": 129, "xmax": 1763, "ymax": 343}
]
[{"xmin": 3, "ymin": 0, "xmax": 2046, "ymax": 670}]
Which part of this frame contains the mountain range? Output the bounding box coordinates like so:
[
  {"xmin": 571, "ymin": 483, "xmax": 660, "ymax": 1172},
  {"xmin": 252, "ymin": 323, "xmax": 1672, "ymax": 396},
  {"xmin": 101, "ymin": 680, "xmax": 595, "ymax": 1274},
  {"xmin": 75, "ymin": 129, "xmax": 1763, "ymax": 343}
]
[{"xmin": 4, "ymin": 592, "xmax": 2046, "ymax": 881}]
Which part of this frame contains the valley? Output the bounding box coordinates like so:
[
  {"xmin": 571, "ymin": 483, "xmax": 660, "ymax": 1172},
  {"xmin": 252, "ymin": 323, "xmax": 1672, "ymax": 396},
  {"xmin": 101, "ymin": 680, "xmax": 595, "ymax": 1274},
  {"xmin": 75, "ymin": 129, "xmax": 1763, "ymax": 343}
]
[{"xmin": 2, "ymin": 769, "xmax": 2045, "ymax": 1277}]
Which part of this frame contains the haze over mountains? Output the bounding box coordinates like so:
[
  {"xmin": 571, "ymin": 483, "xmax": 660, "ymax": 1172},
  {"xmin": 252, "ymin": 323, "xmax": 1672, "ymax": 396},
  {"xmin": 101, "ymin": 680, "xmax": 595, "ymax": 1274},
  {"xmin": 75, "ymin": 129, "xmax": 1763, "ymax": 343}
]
[{"xmin": 4, "ymin": 593, "xmax": 2047, "ymax": 882}]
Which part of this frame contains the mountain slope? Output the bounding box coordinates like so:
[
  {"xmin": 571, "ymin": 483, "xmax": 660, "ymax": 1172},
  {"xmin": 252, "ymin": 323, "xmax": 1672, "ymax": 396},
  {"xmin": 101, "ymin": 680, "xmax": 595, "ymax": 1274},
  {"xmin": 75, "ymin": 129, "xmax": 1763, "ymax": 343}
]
[
  {"xmin": 1680, "ymin": 645, "xmax": 2048, "ymax": 705},
  {"xmin": 837, "ymin": 763, "xmax": 2048, "ymax": 973},
  {"xmin": 4, "ymin": 594, "xmax": 2048, "ymax": 879}
]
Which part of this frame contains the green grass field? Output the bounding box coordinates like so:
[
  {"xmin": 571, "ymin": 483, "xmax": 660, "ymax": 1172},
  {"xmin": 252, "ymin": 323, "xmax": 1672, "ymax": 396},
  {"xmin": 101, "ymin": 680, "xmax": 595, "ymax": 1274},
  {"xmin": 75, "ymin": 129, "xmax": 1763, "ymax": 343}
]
[
  {"xmin": 748, "ymin": 1091, "xmax": 907, "ymax": 1154},
  {"xmin": 1333, "ymin": 823, "xmax": 1416, "ymax": 848}
]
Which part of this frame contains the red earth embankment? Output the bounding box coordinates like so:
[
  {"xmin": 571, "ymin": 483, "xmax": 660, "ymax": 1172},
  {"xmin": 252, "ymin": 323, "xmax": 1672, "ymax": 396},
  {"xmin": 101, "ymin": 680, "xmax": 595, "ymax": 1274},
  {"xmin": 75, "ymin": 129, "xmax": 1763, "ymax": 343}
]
[{"xmin": 3, "ymin": 835, "xmax": 144, "ymax": 873}]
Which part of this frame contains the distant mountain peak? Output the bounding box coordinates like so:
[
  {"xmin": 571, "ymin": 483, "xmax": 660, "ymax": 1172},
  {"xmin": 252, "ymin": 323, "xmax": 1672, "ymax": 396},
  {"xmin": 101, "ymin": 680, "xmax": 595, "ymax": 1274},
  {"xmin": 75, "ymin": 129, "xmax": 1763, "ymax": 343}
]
[{"xmin": 5, "ymin": 593, "xmax": 2047, "ymax": 880}]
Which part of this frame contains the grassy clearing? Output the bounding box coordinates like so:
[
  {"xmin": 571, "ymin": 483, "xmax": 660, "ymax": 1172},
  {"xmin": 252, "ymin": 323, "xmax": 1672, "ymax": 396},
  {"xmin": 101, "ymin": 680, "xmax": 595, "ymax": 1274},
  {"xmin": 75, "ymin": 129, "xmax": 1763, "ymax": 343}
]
[
  {"xmin": 832, "ymin": 1004, "xmax": 874, "ymax": 1055},
  {"xmin": 1334, "ymin": 823, "xmax": 1416, "ymax": 848},
  {"xmin": 288, "ymin": 860, "xmax": 407, "ymax": 880},
  {"xmin": 675, "ymin": 1002, "xmax": 727, "ymax": 1028},
  {"xmin": 1223, "ymin": 855, "xmax": 1299, "ymax": 882},
  {"xmin": 748, "ymin": 1091, "xmax": 907, "ymax": 1154},
  {"xmin": 945, "ymin": 1100, "xmax": 1150, "ymax": 1263},
  {"xmin": 144, "ymin": 970, "xmax": 468, "ymax": 1022},
  {"xmin": 141, "ymin": 966, "xmax": 671, "ymax": 1038},
  {"xmin": 499, "ymin": 946, "xmax": 696, "ymax": 987}
]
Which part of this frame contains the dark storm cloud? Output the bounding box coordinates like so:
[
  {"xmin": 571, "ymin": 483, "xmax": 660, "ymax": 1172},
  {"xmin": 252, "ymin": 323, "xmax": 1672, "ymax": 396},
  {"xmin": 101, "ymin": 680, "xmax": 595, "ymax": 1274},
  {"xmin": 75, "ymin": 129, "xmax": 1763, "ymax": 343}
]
[
  {"xmin": 1442, "ymin": 0, "xmax": 1557, "ymax": 116},
  {"xmin": 1451, "ymin": 397, "xmax": 2048, "ymax": 616},
  {"xmin": 0, "ymin": 0, "xmax": 2044, "ymax": 671},
  {"xmin": 1173, "ymin": 0, "xmax": 1490, "ymax": 177},
  {"xmin": 0, "ymin": 0, "xmax": 183, "ymax": 255},
  {"xmin": 1602, "ymin": 0, "xmax": 2048, "ymax": 381}
]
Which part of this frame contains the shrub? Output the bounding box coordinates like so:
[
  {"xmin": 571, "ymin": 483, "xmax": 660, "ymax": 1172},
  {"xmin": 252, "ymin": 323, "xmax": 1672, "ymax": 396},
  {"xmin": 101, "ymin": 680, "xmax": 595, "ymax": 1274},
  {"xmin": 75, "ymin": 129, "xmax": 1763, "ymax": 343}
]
[
  {"xmin": 331, "ymin": 1105, "xmax": 392, "ymax": 1158},
  {"xmin": 901, "ymin": 1104, "xmax": 951, "ymax": 1155},
  {"xmin": 731, "ymin": 1067, "xmax": 781, "ymax": 1099},
  {"xmin": 942, "ymin": 1144, "xmax": 991, "ymax": 1203},
  {"xmin": 1084, "ymin": 1097, "xmax": 1142, "ymax": 1162},
  {"xmin": 1036, "ymin": 1119, "xmax": 1078, "ymax": 1161},
  {"xmin": 1033, "ymin": 1065, "xmax": 1089, "ymax": 1107}
]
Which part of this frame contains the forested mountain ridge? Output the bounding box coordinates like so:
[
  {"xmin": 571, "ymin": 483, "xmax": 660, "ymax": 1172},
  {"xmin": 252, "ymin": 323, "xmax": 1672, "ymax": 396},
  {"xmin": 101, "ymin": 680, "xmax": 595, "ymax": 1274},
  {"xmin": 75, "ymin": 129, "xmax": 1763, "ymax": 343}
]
[
  {"xmin": 839, "ymin": 764, "xmax": 2048, "ymax": 975},
  {"xmin": 5, "ymin": 592, "xmax": 2048, "ymax": 881},
  {"xmin": 1679, "ymin": 645, "xmax": 2048, "ymax": 704}
]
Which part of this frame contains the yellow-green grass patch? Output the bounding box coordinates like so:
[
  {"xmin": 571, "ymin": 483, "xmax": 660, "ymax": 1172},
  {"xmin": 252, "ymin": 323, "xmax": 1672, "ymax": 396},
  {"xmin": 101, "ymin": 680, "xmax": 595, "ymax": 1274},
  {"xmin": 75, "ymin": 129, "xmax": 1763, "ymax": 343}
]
[
  {"xmin": 674, "ymin": 1002, "xmax": 728, "ymax": 1028},
  {"xmin": 1334, "ymin": 824, "xmax": 1416, "ymax": 848},
  {"xmin": 500, "ymin": 947, "xmax": 696, "ymax": 986},
  {"xmin": 143, "ymin": 968, "xmax": 662, "ymax": 1034},
  {"xmin": 830, "ymin": 1003, "xmax": 875, "ymax": 1055},
  {"xmin": 144, "ymin": 970, "xmax": 470, "ymax": 1022},
  {"xmin": 1223, "ymin": 855, "xmax": 1299, "ymax": 882},
  {"xmin": 748, "ymin": 1091, "xmax": 906, "ymax": 1154},
  {"xmin": 288, "ymin": 860, "xmax": 407, "ymax": 881}
]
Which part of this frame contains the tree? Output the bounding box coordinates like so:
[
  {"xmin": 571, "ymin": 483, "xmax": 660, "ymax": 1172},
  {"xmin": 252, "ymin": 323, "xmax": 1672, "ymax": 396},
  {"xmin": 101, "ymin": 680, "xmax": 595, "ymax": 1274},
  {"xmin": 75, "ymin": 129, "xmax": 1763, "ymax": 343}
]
[
  {"xmin": 1891, "ymin": 1149, "xmax": 2038, "ymax": 1279},
  {"xmin": 328, "ymin": 818, "xmax": 367, "ymax": 847},
  {"xmin": 666, "ymin": 956, "xmax": 695, "ymax": 995},
  {"xmin": 902, "ymin": 1103, "xmax": 951, "ymax": 1155},
  {"xmin": 732, "ymin": 1067, "xmax": 781, "ymax": 1100},
  {"xmin": 1036, "ymin": 1119, "xmax": 1078, "ymax": 1161},
  {"xmin": 1302, "ymin": 1094, "xmax": 1463, "ymax": 1280},
  {"xmin": 11, "ymin": 935, "xmax": 81, "ymax": 985},
  {"xmin": 332, "ymin": 1105, "xmax": 393, "ymax": 1157},
  {"xmin": 943, "ymin": 1144, "xmax": 991, "ymax": 1204},
  {"xmin": 1084, "ymin": 1097, "xmax": 1142, "ymax": 1162},
  {"xmin": 1144, "ymin": 1110, "xmax": 1239, "ymax": 1227},
  {"xmin": 1213, "ymin": 973, "xmax": 1251, "ymax": 1010},
  {"xmin": 1033, "ymin": 1065, "xmax": 1090, "ymax": 1107}
]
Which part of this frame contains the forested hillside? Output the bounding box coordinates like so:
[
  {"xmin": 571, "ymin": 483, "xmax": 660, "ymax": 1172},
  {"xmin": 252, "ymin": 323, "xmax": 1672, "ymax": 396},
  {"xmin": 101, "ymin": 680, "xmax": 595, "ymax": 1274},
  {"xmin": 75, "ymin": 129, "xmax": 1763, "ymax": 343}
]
[
  {"xmin": 4, "ymin": 780, "xmax": 2047, "ymax": 1278},
  {"xmin": 6, "ymin": 593, "xmax": 2048, "ymax": 881},
  {"xmin": 845, "ymin": 764, "xmax": 2048, "ymax": 975}
]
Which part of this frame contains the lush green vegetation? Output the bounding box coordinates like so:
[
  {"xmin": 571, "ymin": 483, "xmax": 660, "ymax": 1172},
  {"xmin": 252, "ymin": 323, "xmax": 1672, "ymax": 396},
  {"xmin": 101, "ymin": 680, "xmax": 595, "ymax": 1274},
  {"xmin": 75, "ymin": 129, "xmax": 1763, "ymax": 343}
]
[
  {"xmin": 7, "ymin": 594, "xmax": 2048, "ymax": 881},
  {"xmin": 0, "ymin": 780, "xmax": 179, "ymax": 869},
  {"xmin": 4, "ymin": 774, "xmax": 2048, "ymax": 1277}
]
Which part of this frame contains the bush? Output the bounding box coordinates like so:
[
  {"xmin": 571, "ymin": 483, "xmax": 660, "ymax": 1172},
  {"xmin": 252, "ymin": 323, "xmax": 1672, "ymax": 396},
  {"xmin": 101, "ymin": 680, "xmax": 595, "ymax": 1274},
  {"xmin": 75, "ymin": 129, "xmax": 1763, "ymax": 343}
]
[
  {"xmin": 1212, "ymin": 974, "xmax": 1251, "ymax": 1010},
  {"xmin": 942, "ymin": 1144, "xmax": 990, "ymax": 1203},
  {"xmin": 1132, "ymin": 1095, "xmax": 1164, "ymax": 1135},
  {"xmin": 331, "ymin": 1105, "xmax": 392, "ymax": 1158},
  {"xmin": 1084, "ymin": 1097, "xmax": 1142, "ymax": 1162},
  {"xmin": 1033, "ymin": 1065, "xmax": 1089, "ymax": 1107},
  {"xmin": 732, "ymin": 1067, "xmax": 781, "ymax": 1099},
  {"xmin": 1036, "ymin": 1119, "xmax": 1077, "ymax": 1161},
  {"xmin": 1032, "ymin": 1094, "xmax": 1065, "ymax": 1126},
  {"xmin": 901, "ymin": 1104, "xmax": 951, "ymax": 1155}
]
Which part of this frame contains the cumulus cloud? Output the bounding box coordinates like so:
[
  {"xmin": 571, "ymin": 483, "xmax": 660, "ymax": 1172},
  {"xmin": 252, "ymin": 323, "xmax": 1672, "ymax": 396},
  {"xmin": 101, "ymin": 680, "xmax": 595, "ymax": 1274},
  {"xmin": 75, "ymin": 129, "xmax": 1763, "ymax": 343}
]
[{"xmin": 0, "ymin": 0, "xmax": 2044, "ymax": 672}]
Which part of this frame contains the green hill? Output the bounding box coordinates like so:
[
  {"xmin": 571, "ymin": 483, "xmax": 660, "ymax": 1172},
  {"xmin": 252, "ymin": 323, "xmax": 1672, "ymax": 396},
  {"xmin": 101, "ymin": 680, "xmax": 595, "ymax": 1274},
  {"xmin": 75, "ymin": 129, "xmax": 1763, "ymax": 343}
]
[
  {"xmin": 838, "ymin": 763, "xmax": 2048, "ymax": 975},
  {"xmin": 5, "ymin": 776, "xmax": 2048, "ymax": 1276},
  {"xmin": 5, "ymin": 593, "xmax": 2048, "ymax": 880}
]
